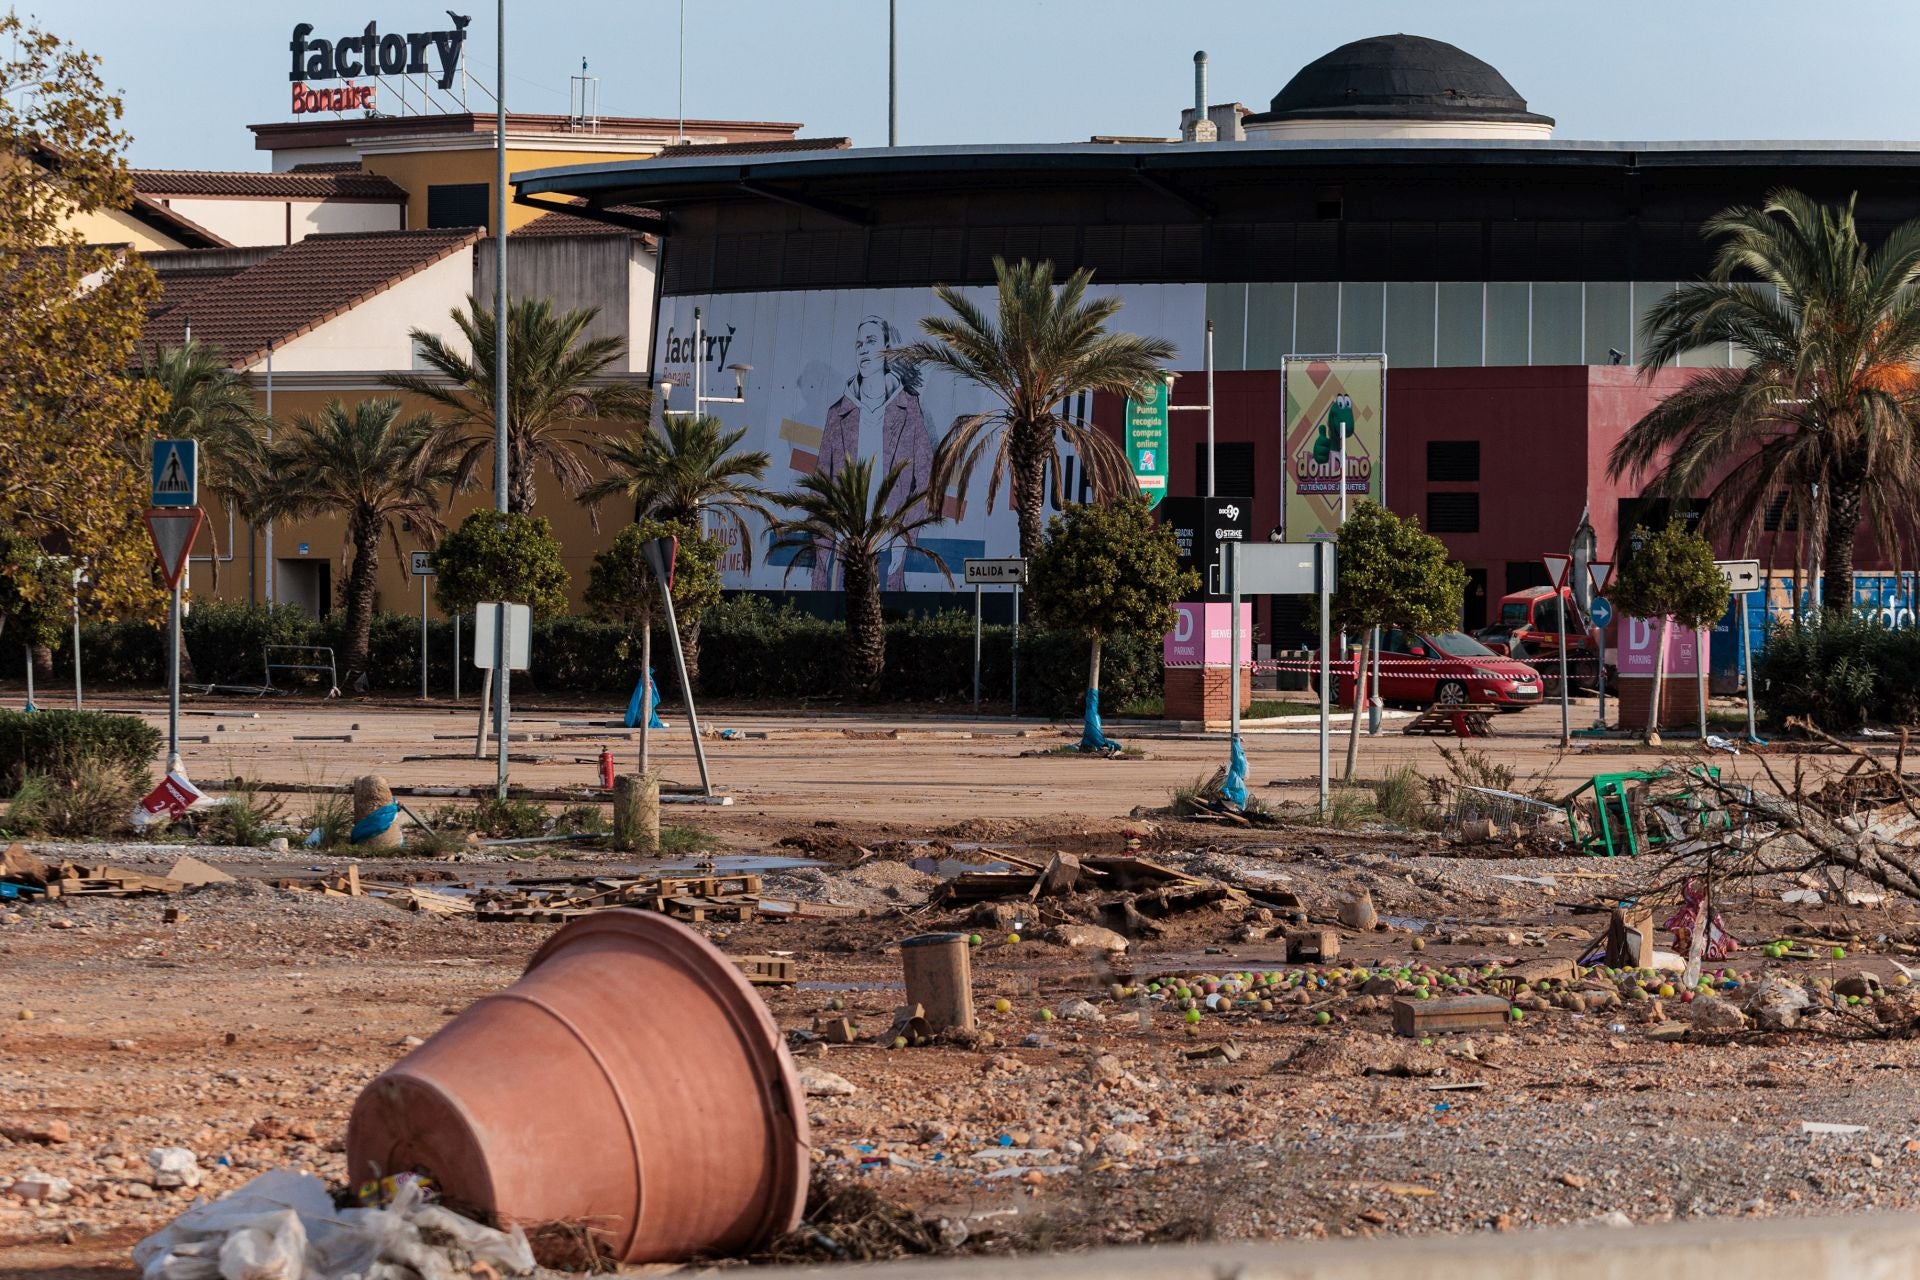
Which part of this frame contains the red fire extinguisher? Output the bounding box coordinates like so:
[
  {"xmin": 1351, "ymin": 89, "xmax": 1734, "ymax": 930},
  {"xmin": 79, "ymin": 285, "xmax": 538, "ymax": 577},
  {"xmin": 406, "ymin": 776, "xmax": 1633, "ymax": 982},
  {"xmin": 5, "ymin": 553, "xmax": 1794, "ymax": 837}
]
[{"xmin": 598, "ymin": 746, "xmax": 615, "ymax": 791}]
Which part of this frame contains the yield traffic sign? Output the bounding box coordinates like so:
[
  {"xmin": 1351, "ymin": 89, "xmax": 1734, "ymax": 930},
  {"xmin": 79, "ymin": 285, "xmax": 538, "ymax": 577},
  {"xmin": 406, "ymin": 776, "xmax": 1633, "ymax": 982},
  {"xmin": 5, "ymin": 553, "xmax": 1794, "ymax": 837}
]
[
  {"xmin": 1542, "ymin": 553, "xmax": 1573, "ymax": 591},
  {"xmin": 144, "ymin": 507, "xmax": 205, "ymax": 588},
  {"xmin": 1587, "ymin": 560, "xmax": 1615, "ymax": 596}
]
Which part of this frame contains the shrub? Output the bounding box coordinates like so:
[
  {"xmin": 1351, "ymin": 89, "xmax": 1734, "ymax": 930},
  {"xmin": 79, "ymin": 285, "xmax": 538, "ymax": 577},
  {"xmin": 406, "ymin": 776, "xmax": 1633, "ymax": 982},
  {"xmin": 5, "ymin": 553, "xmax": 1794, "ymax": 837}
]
[
  {"xmin": 48, "ymin": 598, "xmax": 1165, "ymax": 714},
  {"xmin": 2, "ymin": 755, "xmax": 137, "ymax": 838},
  {"xmin": 467, "ymin": 794, "xmax": 552, "ymax": 839},
  {"xmin": 185, "ymin": 602, "xmax": 320, "ymax": 687},
  {"xmin": 1757, "ymin": 616, "xmax": 1920, "ymax": 728},
  {"xmin": 697, "ymin": 595, "xmax": 1162, "ymax": 714},
  {"xmin": 0, "ymin": 709, "xmax": 159, "ymax": 789},
  {"xmin": 194, "ymin": 780, "xmax": 286, "ymax": 847},
  {"xmin": 303, "ymin": 790, "xmax": 353, "ymax": 851},
  {"xmin": 1370, "ymin": 766, "xmax": 1432, "ymax": 830}
]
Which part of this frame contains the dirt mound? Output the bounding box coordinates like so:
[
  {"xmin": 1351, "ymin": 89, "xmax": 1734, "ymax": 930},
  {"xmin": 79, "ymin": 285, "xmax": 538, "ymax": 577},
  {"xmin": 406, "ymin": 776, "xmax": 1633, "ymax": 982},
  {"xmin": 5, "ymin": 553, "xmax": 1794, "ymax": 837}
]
[{"xmin": 1275, "ymin": 1031, "xmax": 1449, "ymax": 1079}]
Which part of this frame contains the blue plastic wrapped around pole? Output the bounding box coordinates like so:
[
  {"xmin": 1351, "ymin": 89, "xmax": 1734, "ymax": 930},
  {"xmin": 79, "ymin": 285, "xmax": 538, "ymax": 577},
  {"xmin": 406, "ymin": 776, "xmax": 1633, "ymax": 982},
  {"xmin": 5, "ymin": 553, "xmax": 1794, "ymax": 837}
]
[
  {"xmin": 1221, "ymin": 734, "xmax": 1248, "ymax": 808},
  {"xmin": 1078, "ymin": 687, "xmax": 1119, "ymax": 753},
  {"xmin": 350, "ymin": 802, "xmax": 399, "ymax": 845},
  {"xmin": 624, "ymin": 669, "xmax": 665, "ymax": 729}
]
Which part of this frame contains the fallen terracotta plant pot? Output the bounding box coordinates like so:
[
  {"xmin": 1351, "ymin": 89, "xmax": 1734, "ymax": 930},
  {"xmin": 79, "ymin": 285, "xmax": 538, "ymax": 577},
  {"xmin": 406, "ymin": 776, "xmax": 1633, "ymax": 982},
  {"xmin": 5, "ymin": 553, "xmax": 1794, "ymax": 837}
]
[{"xmin": 346, "ymin": 909, "xmax": 809, "ymax": 1263}]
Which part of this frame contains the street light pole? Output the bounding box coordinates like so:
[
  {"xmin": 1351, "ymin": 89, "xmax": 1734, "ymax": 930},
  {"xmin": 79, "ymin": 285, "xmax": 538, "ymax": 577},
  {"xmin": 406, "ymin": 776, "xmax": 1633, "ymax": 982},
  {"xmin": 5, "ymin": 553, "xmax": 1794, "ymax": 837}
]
[
  {"xmin": 888, "ymin": 0, "xmax": 898, "ymax": 146},
  {"xmin": 492, "ymin": 0, "xmax": 511, "ymax": 798}
]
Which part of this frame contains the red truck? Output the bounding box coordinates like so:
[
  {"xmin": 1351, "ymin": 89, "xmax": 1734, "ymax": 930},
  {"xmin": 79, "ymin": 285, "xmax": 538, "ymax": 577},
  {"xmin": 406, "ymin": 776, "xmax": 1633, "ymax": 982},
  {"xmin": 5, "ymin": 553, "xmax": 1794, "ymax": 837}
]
[{"xmin": 1474, "ymin": 586, "xmax": 1599, "ymax": 687}]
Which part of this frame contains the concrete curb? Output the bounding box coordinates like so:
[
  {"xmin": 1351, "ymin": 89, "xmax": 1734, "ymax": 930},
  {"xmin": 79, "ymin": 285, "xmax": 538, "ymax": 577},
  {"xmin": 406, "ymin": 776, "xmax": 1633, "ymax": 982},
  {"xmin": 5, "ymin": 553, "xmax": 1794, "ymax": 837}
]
[{"xmin": 773, "ymin": 1214, "xmax": 1920, "ymax": 1278}]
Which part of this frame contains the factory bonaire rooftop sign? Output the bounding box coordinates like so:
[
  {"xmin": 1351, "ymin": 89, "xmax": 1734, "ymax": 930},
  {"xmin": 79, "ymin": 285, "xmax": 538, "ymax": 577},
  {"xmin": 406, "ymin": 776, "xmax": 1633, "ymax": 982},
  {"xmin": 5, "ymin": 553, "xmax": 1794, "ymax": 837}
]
[{"xmin": 287, "ymin": 12, "xmax": 470, "ymax": 115}]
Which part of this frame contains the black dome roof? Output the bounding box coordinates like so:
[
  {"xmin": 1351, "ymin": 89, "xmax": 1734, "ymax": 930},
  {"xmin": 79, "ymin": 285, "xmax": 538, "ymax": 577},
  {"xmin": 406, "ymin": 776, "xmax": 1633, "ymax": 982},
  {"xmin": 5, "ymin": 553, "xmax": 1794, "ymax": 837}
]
[{"xmin": 1246, "ymin": 34, "xmax": 1552, "ymax": 127}]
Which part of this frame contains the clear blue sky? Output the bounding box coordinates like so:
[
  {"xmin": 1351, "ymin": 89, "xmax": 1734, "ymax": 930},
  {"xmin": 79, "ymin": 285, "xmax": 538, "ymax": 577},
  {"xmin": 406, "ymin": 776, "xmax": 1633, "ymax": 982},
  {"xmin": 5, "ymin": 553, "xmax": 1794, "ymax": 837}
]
[{"xmin": 35, "ymin": 0, "xmax": 1920, "ymax": 169}]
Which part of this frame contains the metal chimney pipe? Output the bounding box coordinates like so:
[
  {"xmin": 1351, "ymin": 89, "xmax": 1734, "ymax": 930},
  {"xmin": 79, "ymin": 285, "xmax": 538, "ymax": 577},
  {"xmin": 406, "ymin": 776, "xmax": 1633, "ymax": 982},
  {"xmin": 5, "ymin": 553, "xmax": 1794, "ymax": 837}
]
[{"xmin": 1193, "ymin": 50, "xmax": 1207, "ymax": 130}]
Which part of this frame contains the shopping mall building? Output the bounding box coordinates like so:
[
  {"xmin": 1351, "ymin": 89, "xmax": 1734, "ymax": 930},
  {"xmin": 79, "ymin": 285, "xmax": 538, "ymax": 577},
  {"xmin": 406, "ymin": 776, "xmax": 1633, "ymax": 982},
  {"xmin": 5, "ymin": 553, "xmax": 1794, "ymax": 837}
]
[
  {"xmin": 515, "ymin": 33, "xmax": 1920, "ymax": 652},
  {"xmin": 71, "ymin": 30, "xmax": 1920, "ymax": 657}
]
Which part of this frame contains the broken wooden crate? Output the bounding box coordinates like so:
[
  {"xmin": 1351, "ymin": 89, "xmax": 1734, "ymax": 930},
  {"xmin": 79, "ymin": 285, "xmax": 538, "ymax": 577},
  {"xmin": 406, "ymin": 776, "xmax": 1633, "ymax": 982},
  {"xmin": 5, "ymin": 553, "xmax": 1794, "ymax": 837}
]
[{"xmin": 1390, "ymin": 994, "xmax": 1512, "ymax": 1037}]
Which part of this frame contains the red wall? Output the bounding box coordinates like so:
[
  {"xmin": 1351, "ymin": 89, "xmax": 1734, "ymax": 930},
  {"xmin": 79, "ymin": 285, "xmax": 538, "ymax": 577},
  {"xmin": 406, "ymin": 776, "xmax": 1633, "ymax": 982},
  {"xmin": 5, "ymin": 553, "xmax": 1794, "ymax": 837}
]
[{"xmin": 1099, "ymin": 362, "xmax": 1896, "ymax": 640}]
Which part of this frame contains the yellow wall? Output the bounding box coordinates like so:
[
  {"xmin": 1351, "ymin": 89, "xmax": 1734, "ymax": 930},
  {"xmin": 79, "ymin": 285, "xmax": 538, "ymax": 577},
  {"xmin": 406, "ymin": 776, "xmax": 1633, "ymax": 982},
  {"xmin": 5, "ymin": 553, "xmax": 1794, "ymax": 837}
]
[
  {"xmin": 200, "ymin": 384, "xmax": 630, "ymax": 620},
  {"xmin": 362, "ymin": 145, "xmax": 659, "ymax": 233},
  {"xmin": 63, "ymin": 205, "xmax": 188, "ymax": 251}
]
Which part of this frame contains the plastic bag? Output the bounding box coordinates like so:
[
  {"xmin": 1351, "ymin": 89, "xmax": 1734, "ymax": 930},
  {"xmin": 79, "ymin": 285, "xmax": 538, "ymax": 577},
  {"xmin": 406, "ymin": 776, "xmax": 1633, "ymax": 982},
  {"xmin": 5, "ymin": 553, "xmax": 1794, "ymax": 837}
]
[
  {"xmin": 136, "ymin": 1171, "xmax": 332, "ymax": 1280},
  {"xmin": 138, "ymin": 1168, "xmax": 536, "ymax": 1280},
  {"xmin": 217, "ymin": 1210, "xmax": 306, "ymax": 1280},
  {"xmin": 1220, "ymin": 734, "xmax": 1249, "ymax": 808}
]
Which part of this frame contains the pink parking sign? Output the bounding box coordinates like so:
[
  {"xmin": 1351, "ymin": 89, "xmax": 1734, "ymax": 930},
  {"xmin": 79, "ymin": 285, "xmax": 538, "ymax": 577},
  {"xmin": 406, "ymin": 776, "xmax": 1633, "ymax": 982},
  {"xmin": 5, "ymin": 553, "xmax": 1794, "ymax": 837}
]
[
  {"xmin": 1163, "ymin": 602, "xmax": 1255, "ymax": 666},
  {"xmin": 1617, "ymin": 615, "xmax": 1702, "ymax": 677}
]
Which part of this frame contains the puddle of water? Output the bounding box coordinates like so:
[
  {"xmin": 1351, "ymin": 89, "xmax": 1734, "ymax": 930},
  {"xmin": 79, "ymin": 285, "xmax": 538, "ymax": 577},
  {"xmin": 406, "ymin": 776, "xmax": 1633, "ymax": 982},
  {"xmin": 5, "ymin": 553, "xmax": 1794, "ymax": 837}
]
[{"xmin": 909, "ymin": 856, "xmax": 1013, "ymax": 878}]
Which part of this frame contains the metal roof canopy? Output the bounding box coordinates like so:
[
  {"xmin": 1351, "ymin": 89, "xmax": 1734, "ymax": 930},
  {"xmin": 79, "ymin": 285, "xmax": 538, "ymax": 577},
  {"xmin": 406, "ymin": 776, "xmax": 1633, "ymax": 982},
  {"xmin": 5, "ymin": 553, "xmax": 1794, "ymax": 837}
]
[{"xmin": 514, "ymin": 137, "xmax": 1920, "ymax": 231}]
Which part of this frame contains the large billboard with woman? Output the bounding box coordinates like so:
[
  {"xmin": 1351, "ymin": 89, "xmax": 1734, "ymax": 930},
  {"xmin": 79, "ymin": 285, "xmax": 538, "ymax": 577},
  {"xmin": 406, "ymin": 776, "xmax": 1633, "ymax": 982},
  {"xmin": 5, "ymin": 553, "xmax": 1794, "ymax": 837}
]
[{"xmin": 654, "ymin": 285, "xmax": 1202, "ymax": 591}]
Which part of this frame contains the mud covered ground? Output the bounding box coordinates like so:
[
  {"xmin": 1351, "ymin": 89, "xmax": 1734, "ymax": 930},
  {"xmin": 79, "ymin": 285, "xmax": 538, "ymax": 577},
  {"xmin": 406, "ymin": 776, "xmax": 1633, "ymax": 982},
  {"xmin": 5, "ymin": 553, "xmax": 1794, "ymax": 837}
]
[{"xmin": 7, "ymin": 797, "xmax": 1920, "ymax": 1276}]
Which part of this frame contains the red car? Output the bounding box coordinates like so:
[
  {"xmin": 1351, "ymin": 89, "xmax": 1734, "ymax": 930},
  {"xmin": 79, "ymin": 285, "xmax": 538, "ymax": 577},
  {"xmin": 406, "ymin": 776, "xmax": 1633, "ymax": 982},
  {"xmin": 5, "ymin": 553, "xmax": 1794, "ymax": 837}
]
[{"xmin": 1332, "ymin": 628, "xmax": 1544, "ymax": 710}]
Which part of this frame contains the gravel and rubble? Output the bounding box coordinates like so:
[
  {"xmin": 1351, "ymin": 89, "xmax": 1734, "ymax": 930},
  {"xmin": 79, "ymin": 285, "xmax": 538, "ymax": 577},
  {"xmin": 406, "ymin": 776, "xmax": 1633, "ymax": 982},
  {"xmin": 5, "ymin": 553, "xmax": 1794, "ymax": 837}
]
[{"xmin": 9, "ymin": 823, "xmax": 1920, "ymax": 1272}]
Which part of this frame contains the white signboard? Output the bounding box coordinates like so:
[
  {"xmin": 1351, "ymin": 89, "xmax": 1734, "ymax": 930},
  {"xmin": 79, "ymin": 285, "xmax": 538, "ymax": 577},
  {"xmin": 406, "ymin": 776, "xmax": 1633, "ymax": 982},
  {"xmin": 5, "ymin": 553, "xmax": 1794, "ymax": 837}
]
[
  {"xmin": 472, "ymin": 602, "xmax": 531, "ymax": 671},
  {"xmin": 1716, "ymin": 559, "xmax": 1761, "ymax": 593},
  {"xmin": 654, "ymin": 285, "xmax": 1202, "ymax": 591},
  {"xmin": 409, "ymin": 550, "xmax": 436, "ymax": 576},
  {"xmin": 963, "ymin": 558, "xmax": 1027, "ymax": 585}
]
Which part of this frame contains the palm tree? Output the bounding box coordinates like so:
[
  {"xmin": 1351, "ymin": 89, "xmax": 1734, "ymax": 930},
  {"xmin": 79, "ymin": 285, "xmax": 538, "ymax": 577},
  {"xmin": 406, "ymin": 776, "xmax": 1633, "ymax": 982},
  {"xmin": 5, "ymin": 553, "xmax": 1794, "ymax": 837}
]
[
  {"xmin": 896, "ymin": 257, "xmax": 1176, "ymax": 559},
  {"xmin": 580, "ymin": 413, "xmax": 776, "ymax": 691},
  {"xmin": 139, "ymin": 341, "xmax": 269, "ymax": 584},
  {"xmin": 1610, "ymin": 190, "xmax": 1920, "ymax": 615},
  {"xmin": 772, "ymin": 458, "xmax": 951, "ymax": 692},
  {"xmin": 256, "ymin": 399, "xmax": 458, "ymax": 687},
  {"xmin": 388, "ymin": 295, "xmax": 648, "ymax": 515},
  {"xmin": 580, "ymin": 413, "xmax": 775, "ymax": 560}
]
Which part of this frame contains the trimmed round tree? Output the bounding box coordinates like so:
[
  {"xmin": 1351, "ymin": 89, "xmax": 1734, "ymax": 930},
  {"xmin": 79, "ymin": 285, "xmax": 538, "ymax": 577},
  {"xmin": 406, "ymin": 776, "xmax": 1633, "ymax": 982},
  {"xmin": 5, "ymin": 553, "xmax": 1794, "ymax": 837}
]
[
  {"xmin": 1325, "ymin": 501, "xmax": 1467, "ymax": 778},
  {"xmin": 431, "ymin": 511, "xmax": 572, "ymax": 620},
  {"xmin": 1028, "ymin": 498, "xmax": 1194, "ymax": 747},
  {"xmin": 1608, "ymin": 522, "xmax": 1729, "ymax": 741},
  {"xmin": 585, "ymin": 518, "xmax": 724, "ymax": 704}
]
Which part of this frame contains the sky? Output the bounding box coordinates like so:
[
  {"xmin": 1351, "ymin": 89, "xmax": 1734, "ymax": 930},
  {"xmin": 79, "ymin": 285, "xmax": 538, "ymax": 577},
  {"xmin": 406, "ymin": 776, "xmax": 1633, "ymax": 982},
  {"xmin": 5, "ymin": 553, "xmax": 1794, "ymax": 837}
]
[{"xmin": 30, "ymin": 0, "xmax": 1920, "ymax": 169}]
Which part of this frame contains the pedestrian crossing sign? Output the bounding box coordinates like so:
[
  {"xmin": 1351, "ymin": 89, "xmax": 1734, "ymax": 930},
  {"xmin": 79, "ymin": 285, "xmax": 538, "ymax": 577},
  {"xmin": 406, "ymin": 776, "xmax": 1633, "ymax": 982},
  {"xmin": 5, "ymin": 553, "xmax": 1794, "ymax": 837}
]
[{"xmin": 151, "ymin": 439, "xmax": 198, "ymax": 508}]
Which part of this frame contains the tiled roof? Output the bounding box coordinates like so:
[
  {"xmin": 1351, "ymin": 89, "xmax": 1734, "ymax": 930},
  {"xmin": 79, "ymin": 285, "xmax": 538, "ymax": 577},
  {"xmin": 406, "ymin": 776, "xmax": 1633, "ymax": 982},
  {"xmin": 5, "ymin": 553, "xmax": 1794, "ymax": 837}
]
[
  {"xmin": 288, "ymin": 161, "xmax": 366, "ymax": 173},
  {"xmin": 654, "ymin": 136, "xmax": 851, "ymax": 158},
  {"xmin": 132, "ymin": 168, "xmax": 407, "ymax": 200},
  {"xmin": 513, "ymin": 200, "xmax": 662, "ymax": 238},
  {"xmin": 143, "ymin": 227, "xmax": 482, "ymax": 369},
  {"xmin": 142, "ymin": 248, "xmax": 281, "ymax": 319},
  {"xmin": 126, "ymin": 195, "xmax": 232, "ymax": 249}
]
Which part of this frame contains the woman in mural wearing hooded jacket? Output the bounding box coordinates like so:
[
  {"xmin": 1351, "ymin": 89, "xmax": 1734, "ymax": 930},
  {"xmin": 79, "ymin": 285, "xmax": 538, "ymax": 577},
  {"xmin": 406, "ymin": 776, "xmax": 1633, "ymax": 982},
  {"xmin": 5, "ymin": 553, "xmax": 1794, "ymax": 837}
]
[{"xmin": 809, "ymin": 315, "xmax": 935, "ymax": 591}]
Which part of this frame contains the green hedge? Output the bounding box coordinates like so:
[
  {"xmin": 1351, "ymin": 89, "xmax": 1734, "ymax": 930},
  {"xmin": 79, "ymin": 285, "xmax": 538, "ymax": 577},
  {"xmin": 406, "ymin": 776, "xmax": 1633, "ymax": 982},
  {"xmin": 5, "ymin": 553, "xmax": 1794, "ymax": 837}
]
[
  {"xmin": 697, "ymin": 595, "xmax": 1161, "ymax": 714},
  {"xmin": 48, "ymin": 599, "xmax": 1163, "ymax": 714},
  {"xmin": 1757, "ymin": 617, "xmax": 1920, "ymax": 728},
  {"xmin": 0, "ymin": 709, "xmax": 161, "ymax": 787}
]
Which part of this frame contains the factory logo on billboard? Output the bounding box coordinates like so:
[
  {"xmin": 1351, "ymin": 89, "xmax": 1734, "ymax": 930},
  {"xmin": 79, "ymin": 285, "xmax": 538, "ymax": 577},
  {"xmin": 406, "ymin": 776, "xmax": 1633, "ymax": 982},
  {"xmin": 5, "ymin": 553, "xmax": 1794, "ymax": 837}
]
[
  {"xmin": 288, "ymin": 12, "xmax": 472, "ymax": 113},
  {"xmin": 662, "ymin": 322, "xmax": 739, "ymax": 370}
]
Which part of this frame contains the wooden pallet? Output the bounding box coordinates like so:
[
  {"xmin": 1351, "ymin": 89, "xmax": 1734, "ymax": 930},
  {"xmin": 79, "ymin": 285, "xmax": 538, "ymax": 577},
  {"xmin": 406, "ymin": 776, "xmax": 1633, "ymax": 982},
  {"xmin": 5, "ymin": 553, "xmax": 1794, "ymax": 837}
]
[
  {"xmin": 732, "ymin": 955, "xmax": 796, "ymax": 986},
  {"xmin": 1402, "ymin": 702, "xmax": 1499, "ymax": 738},
  {"xmin": 474, "ymin": 905, "xmax": 597, "ymax": 924}
]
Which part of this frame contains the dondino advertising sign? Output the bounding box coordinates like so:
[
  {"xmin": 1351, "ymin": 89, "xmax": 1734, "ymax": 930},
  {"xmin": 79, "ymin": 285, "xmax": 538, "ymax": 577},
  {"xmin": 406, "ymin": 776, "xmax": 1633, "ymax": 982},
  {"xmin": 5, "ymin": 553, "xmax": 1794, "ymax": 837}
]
[
  {"xmin": 1281, "ymin": 355, "xmax": 1385, "ymax": 541},
  {"xmin": 287, "ymin": 13, "xmax": 471, "ymax": 114}
]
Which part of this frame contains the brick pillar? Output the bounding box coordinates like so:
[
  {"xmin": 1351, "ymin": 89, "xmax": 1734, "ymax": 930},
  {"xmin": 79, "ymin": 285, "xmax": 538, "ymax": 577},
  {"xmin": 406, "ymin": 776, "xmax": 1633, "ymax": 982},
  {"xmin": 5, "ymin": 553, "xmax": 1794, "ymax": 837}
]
[
  {"xmin": 1614, "ymin": 675, "xmax": 1703, "ymax": 734},
  {"xmin": 1162, "ymin": 666, "xmax": 1252, "ymax": 724}
]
